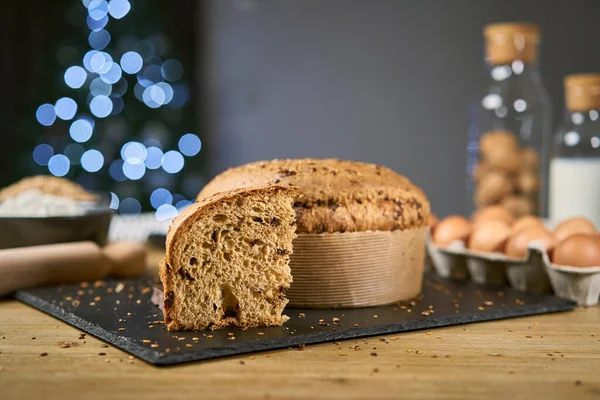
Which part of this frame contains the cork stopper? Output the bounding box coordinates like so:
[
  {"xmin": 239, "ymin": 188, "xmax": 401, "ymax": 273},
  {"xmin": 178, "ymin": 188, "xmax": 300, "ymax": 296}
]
[
  {"xmin": 484, "ymin": 23, "xmax": 540, "ymax": 66},
  {"xmin": 564, "ymin": 74, "xmax": 600, "ymax": 112}
]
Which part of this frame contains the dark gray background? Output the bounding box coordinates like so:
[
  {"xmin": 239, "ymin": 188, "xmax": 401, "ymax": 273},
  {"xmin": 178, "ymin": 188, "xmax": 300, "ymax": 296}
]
[{"xmin": 199, "ymin": 0, "xmax": 600, "ymax": 218}]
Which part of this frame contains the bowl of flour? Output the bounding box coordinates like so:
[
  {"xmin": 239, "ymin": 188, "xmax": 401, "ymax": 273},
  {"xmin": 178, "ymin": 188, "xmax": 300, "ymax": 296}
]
[{"xmin": 0, "ymin": 189, "xmax": 113, "ymax": 249}]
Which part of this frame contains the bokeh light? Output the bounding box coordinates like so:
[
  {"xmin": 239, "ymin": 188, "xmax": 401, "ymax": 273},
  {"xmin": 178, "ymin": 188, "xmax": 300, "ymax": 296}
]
[
  {"xmin": 90, "ymin": 95, "xmax": 113, "ymax": 117},
  {"xmin": 169, "ymin": 84, "xmax": 189, "ymax": 108},
  {"xmin": 144, "ymin": 146, "xmax": 163, "ymax": 169},
  {"xmin": 54, "ymin": 97, "xmax": 78, "ymax": 120},
  {"xmin": 32, "ymin": 144, "xmax": 54, "ymax": 166},
  {"xmin": 88, "ymin": 0, "xmax": 109, "ymax": 21},
  {"xmin": 155, "ymin": 82, "xmax": 173, "ymax": 104},
  {"xmin": 162, "ymin": 150, "xmax": 184, "ymax": 174},
  {"xmin": 112, "ymin": 77, "xmax": 128, "ymax": 96},
  {"xmin": 108, "ymin": 0, "xmax": 131, "ymax": 19},
  {"xmin": 110, "ymin": 95, "xmax": 124, "ymax": 115},
  {"xmin": 175, "ymin": 199, "xmax": 193, "ymax": 211},
  {"xmin": 86, "ymin": 14, "xmax": 108, "ymax": 31},
  {"xmin": 142, "ymin": 65, "xmax": 163, "ymax": 83},
  {"xmin": 36, "ymin": 104, "xmax": 56, "ymax": 126},
  {"xmin": 119, "ymin": 197, "xmax": 141, "ymax": 216},
  {"xmin": 122, "ymin": 161, "xmax": 146, "ymax": 180},
  {"xmin": 64, "ymin": 66, "xmax": 87, "ymax": 89},
  {"xmin": 150, "ymin": 188, "xmax": 172, "ymax": 209},
  {"xmin": 109, "ymin": 192, "xmax": 119, "ymax": 209},
  {"xmin": 155, "ymin": 204, "xmax": 178, "ymax": 221},
  {"xmin": 81, "ymin": 149, "xmax": 104, "ymax": 172},
  {"xmin": 109, "ymin": 159, "xmax": 126, "ymax": 181},
  {"xmin": 88, "ymin": 29, "xmax": 111, "ymax": 50},
  {"xmin": 100, "ymin": 62, "xmax": 122, "ymax": 84},
  {"xmin": 69, "ymin": 118, "xmax": 94, "ymax": 143},
  {"xmin": 90, "ymin": 51, "xmax": 113, "ymax": 74},
  {"xmin": 48, "ymin": 154, "xmax": 70, "ymax": 177},
  {"xmin": 120, "ymin": 51, "xmax": 143, "ymax": 74},
  {"xmin": 161, "ymin": 59, "xmax": 183, "ymax": 82},
  {"xmin": 178, "ymin": 133, "xmax": 201, "ymax": 156},
  {"xmin": 90, "ymin": 77, "xmax": 112, "ymax": 96},
  {"xmin": 121, "ymin": 141, "xmax": 146, "ymax": 164},
  {"xmin": 83, "ymin": 50, "xmax": 99, "ymax": 72}
]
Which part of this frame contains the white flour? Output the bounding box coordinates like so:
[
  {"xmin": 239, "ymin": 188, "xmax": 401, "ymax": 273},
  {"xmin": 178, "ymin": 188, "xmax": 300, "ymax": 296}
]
[{"xmin": 0, "ymin": 189, "xmax": 95, "ymax": 217}]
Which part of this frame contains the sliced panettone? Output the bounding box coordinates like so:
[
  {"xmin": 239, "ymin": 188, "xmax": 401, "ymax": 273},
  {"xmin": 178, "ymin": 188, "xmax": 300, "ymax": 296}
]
[{"xmin": 159, "ymin": 185, "xmax": 297, "ymax": 331}]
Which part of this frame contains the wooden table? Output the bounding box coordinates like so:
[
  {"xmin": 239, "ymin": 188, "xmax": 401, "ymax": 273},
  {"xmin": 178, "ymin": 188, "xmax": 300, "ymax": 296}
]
[{"xmin": 1, "ymin": 251, "xmax": 599, "ymax": 399}]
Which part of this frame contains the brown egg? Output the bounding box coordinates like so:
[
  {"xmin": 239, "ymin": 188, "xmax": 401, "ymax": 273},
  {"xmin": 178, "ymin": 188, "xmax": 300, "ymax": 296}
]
[
  {"xmin": 474, "ymin": 171, "xmax": 514, "ymax": 206},
  {"xmin": 520, "ymin": 147, "xmax": 539, "ymax": 171},
  {"xmin": 472, "ymin": 205, "xmax": 514, "ymax": 226},
  {"xmin": 553, "ymin": 217, "xmax": 597, "ymax": 243},
  {"xmin": 517, "ymin": 172, "xmax": 539, "ymax": 193},
  {"xmin": 552, "ymin": 234, "xmax": 600, "ymax": 267},
  {"xmin": 511, "ymin": 215, "xmax": 543, "ymax": 235},
  {"xmin": 432, "ymin": 215, "xmax": 472, "ymax": 247},
  {"xmin": 468, "ymin": 220, "xmax": 511, "ymax": 253},
  {"xmin": 428, "ymin": 213, "xmax": 439, "ymax": 229},
  {"xmin": 501, "ymin": 195, "xmax": 534, "ymax": 218},
  {"xmin": 505, "ymin": 225, "xmax": 556, "ymax": 259}
]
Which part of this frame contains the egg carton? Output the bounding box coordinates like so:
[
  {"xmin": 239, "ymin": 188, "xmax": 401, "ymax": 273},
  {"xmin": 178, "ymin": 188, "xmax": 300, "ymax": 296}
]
[{"xmin": 426, "ymin": 234, "xmax": 600, "ymax": 306}]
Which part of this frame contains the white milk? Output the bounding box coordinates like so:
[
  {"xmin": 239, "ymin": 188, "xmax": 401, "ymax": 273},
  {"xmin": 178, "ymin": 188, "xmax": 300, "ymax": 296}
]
[{"xmin": 549, "ymin": 158, "xmax": 600, "ymax": 227}]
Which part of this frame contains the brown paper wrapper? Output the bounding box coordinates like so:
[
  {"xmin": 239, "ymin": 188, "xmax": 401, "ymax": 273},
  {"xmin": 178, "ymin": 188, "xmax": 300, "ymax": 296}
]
[{"xmin": 287, "ymin": 227, "xmax": 426, "ymax": 308}]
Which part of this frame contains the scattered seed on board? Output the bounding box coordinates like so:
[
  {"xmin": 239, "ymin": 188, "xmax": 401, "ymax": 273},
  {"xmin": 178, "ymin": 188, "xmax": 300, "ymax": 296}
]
[
  {"xmin": 118, "ymin": 328, "xmax": 126, "ymax": 331},
  {"xmin": 40, "ymin": 353, "xmax": 48, "ymax": 357},
  {"xmin": 150, "ymin": 344, "xmax": 159, "ymax": 348},
  {"xmin": 143, "ymin": 340, "xmax": 151, "ymax": 344}
]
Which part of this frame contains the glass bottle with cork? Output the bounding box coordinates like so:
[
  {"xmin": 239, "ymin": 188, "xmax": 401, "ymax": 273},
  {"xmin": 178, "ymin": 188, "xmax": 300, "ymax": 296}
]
[
  {"xmin": 549, "ymin": 74, "xmax": 600, "ymax": 227},
  {"xmin": 466, "ymin": 23, "xmax": 552, "ymax": 218}
]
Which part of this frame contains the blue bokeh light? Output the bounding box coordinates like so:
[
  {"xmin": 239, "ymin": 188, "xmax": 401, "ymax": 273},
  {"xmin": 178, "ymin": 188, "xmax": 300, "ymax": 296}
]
[
  {"xmin": 81, "ymin": 149, "xmax": 104, "ymax": 172},
  {"xmin": 162, "ymin": 150, "xmax": 184, "ymax": 174},
  {"xmin": 155, "ymin": 204, "xmax": 178, "ymax": 221},
  {"xmin": 144, "ymin": 146, "xmax": 163, "ymax": 169},
  {"xmin": 109, "ymin": 159, "xmax": 126, "ymax": 181},
  {"xmin": 121, "ymin": 141, "xmax": 146, "ymax": 164},
  {"xmin": 142, "ymin": 86, "xmax": 161, "ymax": 108},
  {"xmin": 64, "ymin": 66, "xmax": 87, "ymax": 89},
  {"xmin": 155, "ymin": 82, "xmax": 173, "ymax": 104},
  {"xmin": 54, "ymin": 97, "xmax": 78, "ymax": 120},
  {"xmin": 108, "ymin": 0, "xmax": 131, "ymax": 19},
  {"xmin": 88, "ymin": 0, "xmax": 109, "ymax": 21},
  {"xmin": 83, "ymin": 50, "xmax": 98, "ymax": 72},
  {"xmin": 112, "ymin": 77, "xmax": 128, "ymax": 96},
  {"xmin": 110, "ymin": 96, "xmax": 124, "ymax": 115},
  {"xmin": 178, "ymin": 133, "xmax": 201, "ymax": 157},
  {"xmin": 161, "ymin": 59, "xmax": 183, "ymax": 82},
  {"xmin": 120, "ymin": 51, "xmax": 143, "ymax": 74},
  {"xmin": 169, "ymin": 84, "xmax": 189, "ymax": 108},
  {"xmin": 142, "ymin": 65, "xmax": 163, "ymax": 83},
  {"xmin": 90, "ymin": 77, "xmax": 112, "ymax": 96},
  {"xmin": 90, "ymin": 52, "xmax": 113, "ymax": 74},
  {"xmin": 175, "ymin": 199, "xmax": 193, "ymax": 211},
  {"xmin": 150, "ymin": 188, "xmax": 173, "ymax": 209},
  {"xmin": 122, "ymin": 161, "xmax": 146, "ymax": 180},
  {"xmin": 119, "ymin": 197, "xmax": 141, "ymax": 216},
  {"xmin": 33, "ymin": 144, "xmax": 54, "ymax": 166},
  {"xmin": 36, "ymin": 104, "xmax": 56, "ymax": 126},
  {"xmin": 48, "ymin": 154, "xmax": 70, "ymax": 177},
  {"xmin": 109, "ymin": 192, "xmax": 119, "ymax": 209},
  {"xmin": 86, "ymin": 14, "xmax": 108, "ymax": 31},
  {"xmin": 69, "ymin": 119, "xmax": 94, "ymax": 143},
  {"xmin": 90, "ymin": 95, "xmax": 113, "ymax": 118},
  {"xmin": 88, "ymin": 29, "xmax": 111, "ymax": 50},
  {"xmin": 100, "ymin": 62, "xmax": 122, "ymax": 84}
]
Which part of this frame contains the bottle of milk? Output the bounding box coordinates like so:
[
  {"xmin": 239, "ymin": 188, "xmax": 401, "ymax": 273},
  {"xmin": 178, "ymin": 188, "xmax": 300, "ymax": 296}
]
[{"xmin": 550, "ymin": 74, "xmax": 600, "ymax": 227}]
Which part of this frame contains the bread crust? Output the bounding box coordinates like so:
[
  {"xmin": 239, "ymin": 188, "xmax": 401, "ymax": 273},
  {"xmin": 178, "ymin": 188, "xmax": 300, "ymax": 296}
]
[
  {"xmin": 0, "ymin": 175, "xmax": 96, "ymax": 202},
  {"xmin": 198, "ymin": 159, "xmax": 429, "ymax": 233}
]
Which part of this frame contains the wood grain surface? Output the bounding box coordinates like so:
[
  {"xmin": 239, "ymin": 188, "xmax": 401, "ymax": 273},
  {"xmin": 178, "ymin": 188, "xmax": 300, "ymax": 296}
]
[{"xmin": 0, "ymin": 248, "xmax": 599, "ymax": 399}]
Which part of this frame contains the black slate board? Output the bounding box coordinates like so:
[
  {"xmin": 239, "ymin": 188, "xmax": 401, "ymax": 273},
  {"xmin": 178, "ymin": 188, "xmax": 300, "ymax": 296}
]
[{"xmin": 15, "ymin": 273, "xmax": 576, "ymax": 366}]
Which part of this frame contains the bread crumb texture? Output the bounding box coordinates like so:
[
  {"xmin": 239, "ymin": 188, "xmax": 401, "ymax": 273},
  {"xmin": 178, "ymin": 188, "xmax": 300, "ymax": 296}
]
[
  {"xmin": 160, "ymin": 185, "xmax": 297, "ymax": 331},
  {"xmin": 198, "ymin": 159, "xmax": 430, "ymax": 234}
]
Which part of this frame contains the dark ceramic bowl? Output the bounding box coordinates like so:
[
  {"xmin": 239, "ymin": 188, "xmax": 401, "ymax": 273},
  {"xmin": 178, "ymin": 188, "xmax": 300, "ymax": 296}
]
[{"xmin": 0, "ymin": 193, "xmax": 114, "ymax": 249}]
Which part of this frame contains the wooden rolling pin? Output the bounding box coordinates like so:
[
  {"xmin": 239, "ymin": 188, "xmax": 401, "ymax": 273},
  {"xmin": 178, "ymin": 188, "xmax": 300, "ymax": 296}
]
[{"xmin": 0, "ymin": 241, "xmax": 147, "ymax": 297}]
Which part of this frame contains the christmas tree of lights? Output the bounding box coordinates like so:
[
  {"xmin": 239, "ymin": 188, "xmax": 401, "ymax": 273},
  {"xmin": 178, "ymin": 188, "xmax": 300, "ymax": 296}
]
[{"xmin": 33, "ymin": 0, "xmax": 202, "ymax": 220}]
